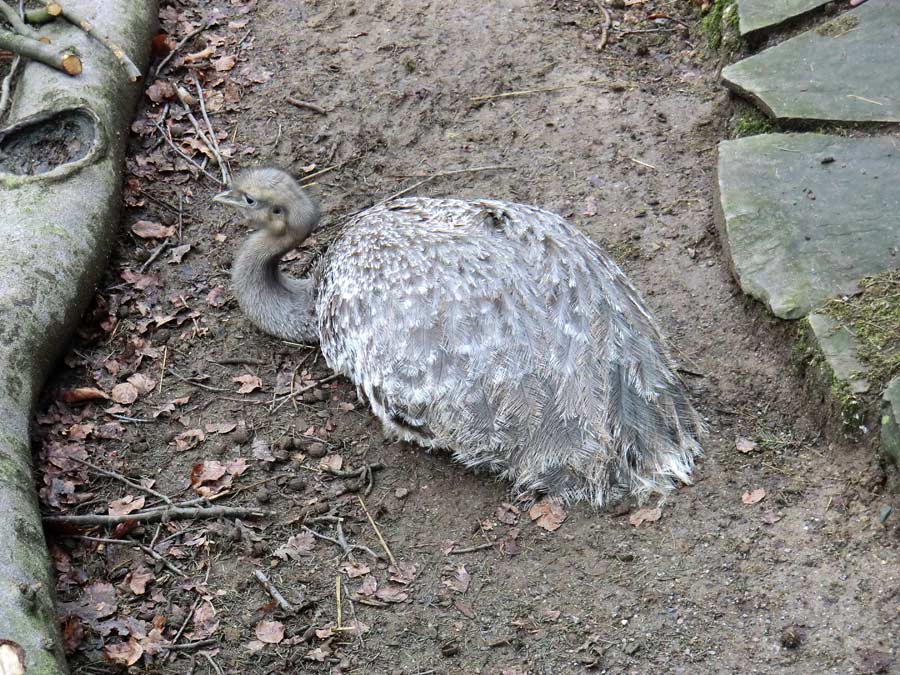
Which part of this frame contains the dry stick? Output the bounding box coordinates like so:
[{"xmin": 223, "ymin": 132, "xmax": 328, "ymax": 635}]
[
  {"xmin": 154, "ymin": 21, "xmax": 212, "ymax": 77},
  {"xmin": 151, "ymin": 116, "xmax": 223, "ymax": 185},
  {"xmin": 0, "ymin": 54, "xmax": 20, "ymax": 120},
  {"xmin": 341, "ymin": 578, "xmax": 365, "ymax": 648},
  {"xmin": 24, "ymin": 3, "xmax": 60, "ymax": 24},
  {"xmin": 192, "ymin": 73, "xmax": 230, "ymax": 184},
  {"xmin": 253, "ymin": 569, "xmax": 296, "ymax": 614},
  {"xmin": 139, "ymin": 237, "xmax": 171, "ymax": 273},
  {"xmin": 335, "ymin": 575, "xmax": 343, "ymax": 628},
  {"xmin": 377, "ymin": 166, "xmax": 515, "ymax": 206},
  {"xmin": 43, "ymin": 504, "xmax": 274, "ymax": 527},
  {"xmin": 448, "ymin": 541, "xmax": 495, "ymax": 555},
  {"xmin": 78, "ymin": 535, "xmax": 188, "ymax": 578},
  {"xmin": 166, "ymin": 639, "xmax": 217, "ymax": 652},
  {"xmin": 48, "ymin": 0, "xmax": 142, "ymax": 81},
  {"xmin": 200, "ymin": 651, "xmax": 225, "ymax": 675},
  {"xmin": 302, "ymin": 523, "xmax": 379, "ymax": 560},
  {"xmin": 166, "ymin": 367, "xmax": 231, "ymax": 392},
  {"xmin": 595, "ymin": 1, "xmax": 612, "ymax": 52},
  {"xmin": 209, "ymin": 357, "xmax": 267, "ymax": 366},
  {"xmin": 299, "ymin": 155, "xmax": 361, "ymax": 185},
  {"xmin": 0, "ymin": 27, "xmax": 81, "ymax": 74},
  {"xmin": 0, "ymin": 0, "xmax": 35, "ymax": 35},
  {"xmin": 287, "ymin": 97, "xmax": 328, "ymax": 114},
  {"xmin": 470, "ymin": 86, "xmax": 575, "ymax": 103},
  {"xmin": 70, "ymin": 456, "xmax": 174, "ymax": 506},
  {"xmin": 157, "ymin": 345, "xmax": 167, "ymax": 396},
  {"xmin": 357, "ymin": 496, "xmax": 396, "ymax": 566}
]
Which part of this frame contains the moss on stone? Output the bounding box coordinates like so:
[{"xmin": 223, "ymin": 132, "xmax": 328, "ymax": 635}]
[
  {"xmin": 820, "ymin": 270, "xmax": 900, "ymax": 393},
  {"xmin": 701, "ymin": 0, "xmax": 739, "ymax": 50}
]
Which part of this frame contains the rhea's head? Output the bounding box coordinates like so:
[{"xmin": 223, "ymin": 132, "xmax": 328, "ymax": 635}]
[{"xmin": 213, "ymin": 167, "xmax": 320, "ymax": 244}]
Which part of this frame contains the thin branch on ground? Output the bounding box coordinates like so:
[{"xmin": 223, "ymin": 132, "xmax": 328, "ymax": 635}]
[
  {"xmin": 357, "ymin": 496, "xmax": 397, "ymax": 566},
  {"xmin": 151, "ymin": 113, "xmax": 223, "ymax": 185},
  {"xmin": 70, "ymin": 456, "xmax": 174, "ymax": 505},
  {"xmin": 302, "ymin": 521, "xmax": 379, "ymax": 560},
  {"xmin": 154, "ymin": 20, "xmax": 213, "ymax": 77},
  {"xmin": 253, "ymin": 569, "xmax": 296, "ymax": 614},
  {"xmin": 323, "ymin": 463, "xmax": 383, "ymax": 496},
  {"xmin": 0, "ymin": 0, "xmax": 34, "ymax": 35},
  {"xmin": 595, "ymin": 1, "xmax": 612, "ymax": 52},
  {"xmin": 448, "ymin": 541, "xmax": 495, "ymax": 555},
  {"xmin": 470, "ymin": 86, "xmax": 574, "ymax": 103},
  {"xmin": 48, "ymin": 0, "xmax": 143, "ymax": 81},
  {"xmin": 192, "ymin": 73, "xmax": 230, "ymax": 184},
  {"xmin": 43, "ymin": 504, "xmax": 274, "ymax": 528},
  {"xmin": 0, "ymin": 54, "xmax": 20, "ymax": 120},
  {"xmin": 77, "ymin": 535, "xmax": 188, "ymax": 578},
  {"xmin": 165, "ymin": 639, "xmax": 217, "ymax": 652},
  {"xmin": 287, "ymin": 97, "xmax": 328, "ymax": 114},
  {"xmin": 0, "ymin": 27, "xmax": 81, "ymax": 74}
]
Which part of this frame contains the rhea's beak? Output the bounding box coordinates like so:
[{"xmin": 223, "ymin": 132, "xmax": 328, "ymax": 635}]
[{"xmin": 212, "ymin": 189, "xmax": 244, "ymax": 208}]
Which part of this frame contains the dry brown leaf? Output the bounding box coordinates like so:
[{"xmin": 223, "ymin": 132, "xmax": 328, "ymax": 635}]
[
  {"xmin": 319, "ymin": 454, "xmax": 343, "ymax": 472},
  {"xmin": 131, "ymin": 220, "xmax": 175, "ymax": 239},
  {"xmin": 354, "ymin": 575, "xmax": 377, "ymax": 598},
  {"xmin": 762, "ymin": 509, "xmax": 782, "ymax": 524},
  {"xmin": 388, "ymin": 561, "xmax": 417, "ymax": 585},
  {"xmin": 108, "ymin": 495, "xmax": 146, "ymax": 517},
  {"xmin": 233, "ymin": 374, "xmax": 262, "ymax": 394},
  {"xmin": 104, "ymin": 637, "xmax": 143, "ymax": 666},
  {"xmin": 454, "ymin": 598, "xmax": 476, "ymax": 619},
  {"xmin": 127, "ymin": 373, "xmax": 157, "ymax": 394},
  {"xmin": 255, "ymin": 620, "xmax": 284, "ymax": 644},
  {"xmin": 175, "ymin": 429, "xmax": 206, "ymax": 451},
  {"xmin": 340, "ymin": 561, "xmax": 371, "ymax": 578},
  {"xmin": 735, "ymin": 437, "xmax": 758, "ymax": 454},
  {"xmin": 145, "ymin": 80, "xmax": 176, "ymax": 103},
  {"xmin": 443, "ymin": 564, "xmax": 471, "ymax": 593},
  {"xmin": 273, "ymin": 531, "xmax": 316, "ymax": 561},
  {"xmin": 206, "ymin": 286, "xmax": 227, "ymax": 307},
  {"xmin": 111, "ymin": 382, "xmax": 139, "ymax": 405},
  {"xmin": 169, "ymin": 244, "xmax": 191, "ymax": 263},
  {"xmin": 528, "ymin": 498, "xmax": 567, "ymax": 531},
  {"xmin": 62, "ymin": 387, "xmax": 109, "ymax": 405},
  {"xmin": 127, "ymin": 565, "xmax": 154, "ymax": 595},
  {"xmin": 374, "ymin": 582, "xmax": 408, "ymax": 604},
  {"xmin": 205, "ymin": 421, "xmax": 237, "ymax": 434},
  {"xmin": 541, "ymin": 608, "xmax": 562, "ymax": 622},
  {"xmin": 225, "ymin": 457, "xmax": 249, "ymax": 476},
  {"xmin": 742, "ymin": 488, "xmax": 766, "ymax": 505},
  {"xmin": 305, "ymin": 645, "xmax": 331, "ymax": 662},
  {"xmin": 495, "ymin": 502, "xmax": 520, "ymax": 525},
  {"xmin": 188, "ymin": 600, "xmax": 219, "ymax": 640},
  {"xmin": 190, "ymin": 460, "xmax": 226, "ymax": 487},
  {"xmin": 629, "ymin": 506, "xmax": 662, "ymax": 527},
  {"xmin": 212, "ymin": 54, "xmax": 236, "ymax": 71}
]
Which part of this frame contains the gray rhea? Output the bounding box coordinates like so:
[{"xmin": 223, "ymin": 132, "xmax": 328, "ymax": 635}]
[{"xmin": 215, "ymin": 167, "xmax": 703, "ymax": 508}]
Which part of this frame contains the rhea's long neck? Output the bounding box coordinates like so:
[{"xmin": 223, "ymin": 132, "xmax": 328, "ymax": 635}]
[{"xmin": 232, "ymin": 230, "xmax": 319, "ymax": 343}]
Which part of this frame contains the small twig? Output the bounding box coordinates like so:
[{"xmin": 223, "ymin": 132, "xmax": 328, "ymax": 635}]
[
  {"xmin": 596, "ymin": 2, "xmax": 612, "ymax": 52},
  {"xmin": 0, "ymin": 27, "xmax": 81, "ymax": 74},
  {"xmin": 253, "ymin": 569, "xmax": 296, "ymax": 614},
  {"xmin": 154, "ymin": 21, "xmax": 212, "ymax": 77},
  {"xmin": 166, "ymin": 367, "xmax": 231, "ymax": 392},
  {"xmin": 626, "ymin": 156, "xmax": 658, "ymax": 171},
  {"xmin": 70, "ymin": 456, "xmax": 174, "ymax": 506},
  {"xmin": 0, "ymin": 0, "xmax": 34, "ymax": 35},
  {"xmin": 77, "ymin": 535, "xmax": 188, "ymax": 578},
  {"xmin": 43, "ymin": 505, "xmax": 274, "ymax": 528},
  {"xmin": 208, "ymin": 357, "xmax": 267, "ymax": 366},
  {"xmin": 377, "ymin": 166, "xmax": 515, "ymax": 206},
  {"xmin": 335, "ymin": 575, "xmax": 343, "ymax": 628},
  {"xmin": 302, "ymin": 523, "xmax": 380, "ymax": 560},
  {"xmin": 470, "ymin": 86, "xmax": 574, "ymax": 103},
  {"xmin": 165, "ymin": 639, "xmax": 217, "ymax": 652},
  {"xmin": 151, "ymin": 116, "xmax": 223, "ymax": 185},
  {"xmin": 192, "ymin": 73, "xmax": 230, "ymax": 183},
  {"xmin": 166, "ymin": 595, "xmax": 202, "ymax": 661},
  {"xmin": 299, "ymin": 156, "xmax": 361, "ymax": 185},
  {"xmin": 0, "ymin": 54, "xmax": 21, "ymax": 121},
  {"xmin": 199, "ymin": 651, "xmax": 225, "ymax": 675},
  {"xmin": 342, "ymin": 578, "xmax": 365, "ymax": 649},
  {"xmin": 448, "ymin": 541, "xmax": 495, "ymax": 555},
  {"xmin": 287, "ymin": 97, "xmax": 328, "ymax": 114},
  {"xmin": 157, "ymin": 346, "xmax": 167, "ymax": 396},
  {"xmin": 49, "ymin": 0, "xmax": 143, "ymax": 81},
  {"xmin": 139, "ymin": 237, "xmax": 171, "ymax": 273},
  {"xmin": 357, "ymin": 496, "xmax": 396, "ymax": 566}
]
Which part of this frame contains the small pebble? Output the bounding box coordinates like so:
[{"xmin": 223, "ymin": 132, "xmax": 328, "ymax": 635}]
[
  {"xmin": 287, "ymin": 477, "xmax": 306, "ymax": 492},
  {"xmin": 307, "ymin": 442, "xmax": 327, "ymax": 458},
  {"xmin": 780, "ymin": 625, "xmax": 803, "ymax": 649},
  {"xmin": 256, "ymin": 489, "xmax": 271, "ymax": 504},
  {"xmin": 232, "ymin": 428, "xmax": 251, "ymax": 445}
]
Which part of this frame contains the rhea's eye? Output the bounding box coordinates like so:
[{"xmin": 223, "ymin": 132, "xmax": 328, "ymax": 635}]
[
  {"xmin": 244, "ymin": 194, "xmax": 256, "ymax": 207},
  {"xmin": 272, "ymin": 206, "xmax": 283, "ymax": 216}
]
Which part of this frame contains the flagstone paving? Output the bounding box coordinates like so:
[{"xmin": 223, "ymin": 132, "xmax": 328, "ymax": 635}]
[
  {"xmin": 736, "ymin": 0, "xmax": 830, "ymax": 35},
  {"xmin": 724, "ymin": 0, "xmax": 900, "ymax": 123}
]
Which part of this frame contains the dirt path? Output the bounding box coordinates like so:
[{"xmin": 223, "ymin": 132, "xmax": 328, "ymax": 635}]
[{"xmin": 37, "ymin": 1, "xmax": 898, "ymax": 673}]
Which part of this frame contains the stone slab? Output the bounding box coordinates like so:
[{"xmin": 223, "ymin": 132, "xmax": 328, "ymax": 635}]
[
  {"xmin": 716, "ymin": 133, "xmax": 900, "ymax": 319},
  {"xmin": 737, "ymin": 0, "xmax": 830, "ymax": 35},
  {"xmin": 723, "ymin": 0, "xmax": 900, "ymax": 123},
  {"xmin": 882, "ymin": 378, "xmax": 900, "ymax": 464},
  {"xmin": 807, "ymin": 313, "xmax": 870, "ymax": 394}
]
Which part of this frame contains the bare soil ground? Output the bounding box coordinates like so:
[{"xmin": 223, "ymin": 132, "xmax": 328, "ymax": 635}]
[{"xmin": 34, "ymin": 1, "xmax": 898, "ymax": 673}]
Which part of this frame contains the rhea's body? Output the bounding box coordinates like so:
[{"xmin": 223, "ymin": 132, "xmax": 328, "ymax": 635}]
[{"xmin": 220, "ymin": 169, "xmax": 703, "ymax": 507}]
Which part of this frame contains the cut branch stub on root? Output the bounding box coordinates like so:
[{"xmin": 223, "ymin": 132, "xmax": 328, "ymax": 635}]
[{"xmin": 0, "ymin": 28, "xmax": 81, "ymax": 75}]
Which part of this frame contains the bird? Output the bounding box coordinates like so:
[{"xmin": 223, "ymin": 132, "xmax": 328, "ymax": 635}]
[{"xmin": 214, "ymin": 167, "xmax": 703, "ymax": 508}]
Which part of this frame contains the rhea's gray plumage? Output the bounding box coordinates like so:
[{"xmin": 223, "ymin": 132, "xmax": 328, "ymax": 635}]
[{"xmin": 215, "ymin": 167, "xmax": 703, "ymax": 507}]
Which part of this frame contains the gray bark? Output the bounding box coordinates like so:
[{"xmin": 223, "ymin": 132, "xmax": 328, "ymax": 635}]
[{"xmin": 0, "ymin": 2, "xmax": 157, "ymax": 673}]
